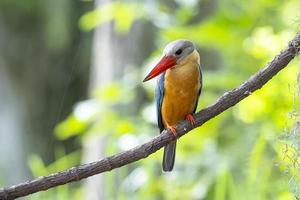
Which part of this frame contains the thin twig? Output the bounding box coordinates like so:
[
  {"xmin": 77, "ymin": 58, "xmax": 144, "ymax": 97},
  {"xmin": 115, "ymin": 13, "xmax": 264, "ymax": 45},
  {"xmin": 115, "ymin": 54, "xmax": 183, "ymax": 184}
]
[{"xmin": 0, "ymin": 32, "xmax": 300, "ymax": 200}]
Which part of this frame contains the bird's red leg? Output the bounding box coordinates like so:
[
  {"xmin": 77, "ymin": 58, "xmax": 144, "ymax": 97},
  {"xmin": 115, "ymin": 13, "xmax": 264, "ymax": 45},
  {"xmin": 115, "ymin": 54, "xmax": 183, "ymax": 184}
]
[
  {"xmin": 186, "ymin": 114, "xmax": 196, "ymax": 126},
  {"xmin": 166, "ymin": 125, "xmax": 177, "ymax": 137}
]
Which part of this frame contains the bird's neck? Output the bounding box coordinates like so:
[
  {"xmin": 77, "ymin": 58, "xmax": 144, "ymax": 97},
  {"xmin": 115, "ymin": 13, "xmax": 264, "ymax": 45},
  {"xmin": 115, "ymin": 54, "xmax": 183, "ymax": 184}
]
[
  {"xmin": 164, "ymin": 50, "xmax": 200, "ymax": 86},
  {"xmin": 176, "ymin": 50, "xmax": 200, "ymax": 67}
]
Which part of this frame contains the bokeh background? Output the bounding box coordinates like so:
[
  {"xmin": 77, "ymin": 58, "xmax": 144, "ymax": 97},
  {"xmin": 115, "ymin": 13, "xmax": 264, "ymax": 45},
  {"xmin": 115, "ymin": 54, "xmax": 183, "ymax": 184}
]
[{"xmin": 0, "ymin": 0, "xmax": 300, "ymax": 199}]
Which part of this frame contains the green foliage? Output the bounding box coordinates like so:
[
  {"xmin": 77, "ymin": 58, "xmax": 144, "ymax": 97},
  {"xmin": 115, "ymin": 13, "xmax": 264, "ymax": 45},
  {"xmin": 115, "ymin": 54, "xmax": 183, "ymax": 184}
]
[
  {"xmin": 25, "ymin": 0, "xmax": 300, "ymax": 199},
  {"xmin": 55, "ymin": 83, "xmax": 137, "ymax": 140},
  {"xmin": 55, "ymin": 114, "xmax": 88, "ymax": 140},
  {"xmin": 79, "ymin": 2, "xmax": 144, "ymax": 33}
]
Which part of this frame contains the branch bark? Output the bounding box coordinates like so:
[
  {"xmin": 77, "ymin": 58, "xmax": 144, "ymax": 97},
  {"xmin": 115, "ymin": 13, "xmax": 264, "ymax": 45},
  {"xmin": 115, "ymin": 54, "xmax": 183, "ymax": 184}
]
[{"xmin": 1, "ymin": 32, "xmax": 300, "ymax": 200}]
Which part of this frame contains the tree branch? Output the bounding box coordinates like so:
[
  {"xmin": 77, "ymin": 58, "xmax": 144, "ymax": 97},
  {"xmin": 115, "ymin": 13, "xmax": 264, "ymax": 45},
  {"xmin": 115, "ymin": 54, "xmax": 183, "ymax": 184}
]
[{"xmin": 1, "ymin": 32, "xmax": 300, "ymax": 200}]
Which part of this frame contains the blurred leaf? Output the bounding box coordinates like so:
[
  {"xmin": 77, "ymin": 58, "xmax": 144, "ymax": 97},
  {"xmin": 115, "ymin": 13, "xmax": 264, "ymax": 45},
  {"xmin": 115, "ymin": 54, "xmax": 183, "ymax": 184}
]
[
  {"xmin": 47, "ymin": 150, "xmax": 81, "ymax": 173},
  {"xmin": 92, "ymin": 82, "xmax": 135, "ymax": 104},
  {"xmin": 214, "ymin": 169, "xmax": 228, "ymax": 200},
  {"xmin": 227, "ymin": 172, "xmax": 238, "ymax": 200},
  {"xmin": 28, "ymin": 155, "xmax": 48, "ymax": 177},
  {"xmin": 79, "ymin": 2, "xmax": 144, "ymax": 33},
  {"xmin": 115, "ymin": 119, "xmax": 135, "ymax": 136},
  {"xmin": 248, "ymin": 131, "xmax": 267, "ymax": 185},
  {"xmin": 55, "ymin": 114, "xmax": 87, "ymax": 140}
]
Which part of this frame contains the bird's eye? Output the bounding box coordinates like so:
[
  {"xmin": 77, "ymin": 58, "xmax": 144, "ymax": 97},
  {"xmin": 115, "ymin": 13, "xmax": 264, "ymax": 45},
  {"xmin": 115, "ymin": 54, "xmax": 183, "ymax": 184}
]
[{"xmin": 175, "ymin": 49, "xmax": 182, "ymax": 55}]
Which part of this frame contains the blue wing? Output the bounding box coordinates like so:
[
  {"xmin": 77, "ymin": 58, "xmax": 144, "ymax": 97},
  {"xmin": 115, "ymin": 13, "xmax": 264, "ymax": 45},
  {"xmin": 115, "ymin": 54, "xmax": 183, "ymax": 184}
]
[
  {"xmin": 192, "ymin": 64, "xmax": 203, "ymax": 113},
  {"xmin": 155, "ymin": 73, "xmax": 165, "ymax": 133}
]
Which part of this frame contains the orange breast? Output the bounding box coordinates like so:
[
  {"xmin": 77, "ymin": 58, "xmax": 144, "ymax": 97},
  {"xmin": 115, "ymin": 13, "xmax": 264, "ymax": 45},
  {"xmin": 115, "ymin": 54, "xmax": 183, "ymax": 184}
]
[{"xmin": 161, "ymin": 50, "xmax": 201, "ymax": 127}]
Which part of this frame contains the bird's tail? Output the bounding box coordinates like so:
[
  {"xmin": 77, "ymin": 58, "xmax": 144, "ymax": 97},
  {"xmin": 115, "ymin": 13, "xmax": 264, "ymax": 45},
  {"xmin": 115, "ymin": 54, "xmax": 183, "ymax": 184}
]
[{"xmin": 162, "ymin": 141, "xmax": 176, "ymax": 172}]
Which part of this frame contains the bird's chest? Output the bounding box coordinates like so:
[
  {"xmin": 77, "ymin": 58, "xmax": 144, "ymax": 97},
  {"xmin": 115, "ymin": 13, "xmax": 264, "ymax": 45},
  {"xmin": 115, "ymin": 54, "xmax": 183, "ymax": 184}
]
[{"xmin": 162, "ymin": 63, "xmax": 200, "ymax": 126}]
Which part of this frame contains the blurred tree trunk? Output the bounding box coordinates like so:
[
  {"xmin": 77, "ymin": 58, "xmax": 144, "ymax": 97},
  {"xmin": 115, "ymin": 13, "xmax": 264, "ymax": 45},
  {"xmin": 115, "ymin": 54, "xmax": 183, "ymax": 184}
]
[
  {"xmin": 0, "ymin": 1, "xmax": 90, "ymax": 184},
  {"xmin": 82, "ymin": 1, "xmax": 156, "ymax": 199},
  {"xmin": 82, "ymin": 1, "xmax": 112, "ymax": 199},
  {"xmin": 0, "ymin": 68, "xmax": 27, "ymax": 184}
]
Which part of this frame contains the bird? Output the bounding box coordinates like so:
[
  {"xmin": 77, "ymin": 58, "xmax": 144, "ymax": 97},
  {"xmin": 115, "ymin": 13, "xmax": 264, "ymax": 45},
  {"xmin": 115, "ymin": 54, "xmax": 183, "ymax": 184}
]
[{"xmin": 143, "ymin": 39, "xmax": 202, "ymax": 171}]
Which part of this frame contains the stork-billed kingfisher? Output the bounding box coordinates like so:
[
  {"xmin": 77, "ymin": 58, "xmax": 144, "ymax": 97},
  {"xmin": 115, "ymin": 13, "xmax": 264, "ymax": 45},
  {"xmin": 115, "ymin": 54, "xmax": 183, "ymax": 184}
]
[{"xmin": 143, "ymin": 40, "xmax": 202, "ymax": 172}]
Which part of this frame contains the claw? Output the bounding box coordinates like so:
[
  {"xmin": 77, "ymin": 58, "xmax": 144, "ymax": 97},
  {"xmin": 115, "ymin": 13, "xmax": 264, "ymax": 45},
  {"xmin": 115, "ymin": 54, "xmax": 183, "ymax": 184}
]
[
  {"xmin": 186, "ymin": 114, "xmax": 196, "ymax": 126},
  {"xmin": 167, "ymin": 125, "xmax": 177, "ymax": 137}
]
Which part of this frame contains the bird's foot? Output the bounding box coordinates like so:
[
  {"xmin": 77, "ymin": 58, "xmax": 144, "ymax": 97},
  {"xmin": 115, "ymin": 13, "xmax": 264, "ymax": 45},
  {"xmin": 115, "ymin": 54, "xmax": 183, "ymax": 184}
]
[
  {"xmin": 186, "ymin": 114, "xmax": 196, "ymax": 126},
  {"xmin": 167, "ymin": 125, "xmax": 177, "ymax": 137}
]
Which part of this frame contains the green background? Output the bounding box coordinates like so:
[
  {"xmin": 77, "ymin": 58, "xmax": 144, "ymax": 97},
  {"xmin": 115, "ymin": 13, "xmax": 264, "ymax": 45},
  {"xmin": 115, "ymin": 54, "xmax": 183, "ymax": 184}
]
[{"xmin": 0, "ymin": 0, "xmax": 299, "ymax": 199}]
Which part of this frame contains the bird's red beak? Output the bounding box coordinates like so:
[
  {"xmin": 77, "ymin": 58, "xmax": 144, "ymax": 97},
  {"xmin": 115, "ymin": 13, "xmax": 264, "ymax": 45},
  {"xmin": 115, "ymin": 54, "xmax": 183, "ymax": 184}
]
[{"xmin": 143, "ymin": 56, "xmax": 176, "ymax": 82}]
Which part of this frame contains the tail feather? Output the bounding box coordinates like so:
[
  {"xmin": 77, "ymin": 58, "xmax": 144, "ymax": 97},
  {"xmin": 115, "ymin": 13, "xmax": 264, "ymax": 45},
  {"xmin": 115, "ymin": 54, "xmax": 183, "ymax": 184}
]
[{"xmin": 162, "ymin": 141, "xmax": 176, "ymax": 172}]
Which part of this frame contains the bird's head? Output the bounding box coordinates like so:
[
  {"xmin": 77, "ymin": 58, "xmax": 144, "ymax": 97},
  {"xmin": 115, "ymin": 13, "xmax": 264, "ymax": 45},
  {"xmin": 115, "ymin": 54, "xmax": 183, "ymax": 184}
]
[{"xmin": 143, "ymin": 39, "xmax": 195, "ymax": 82}]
